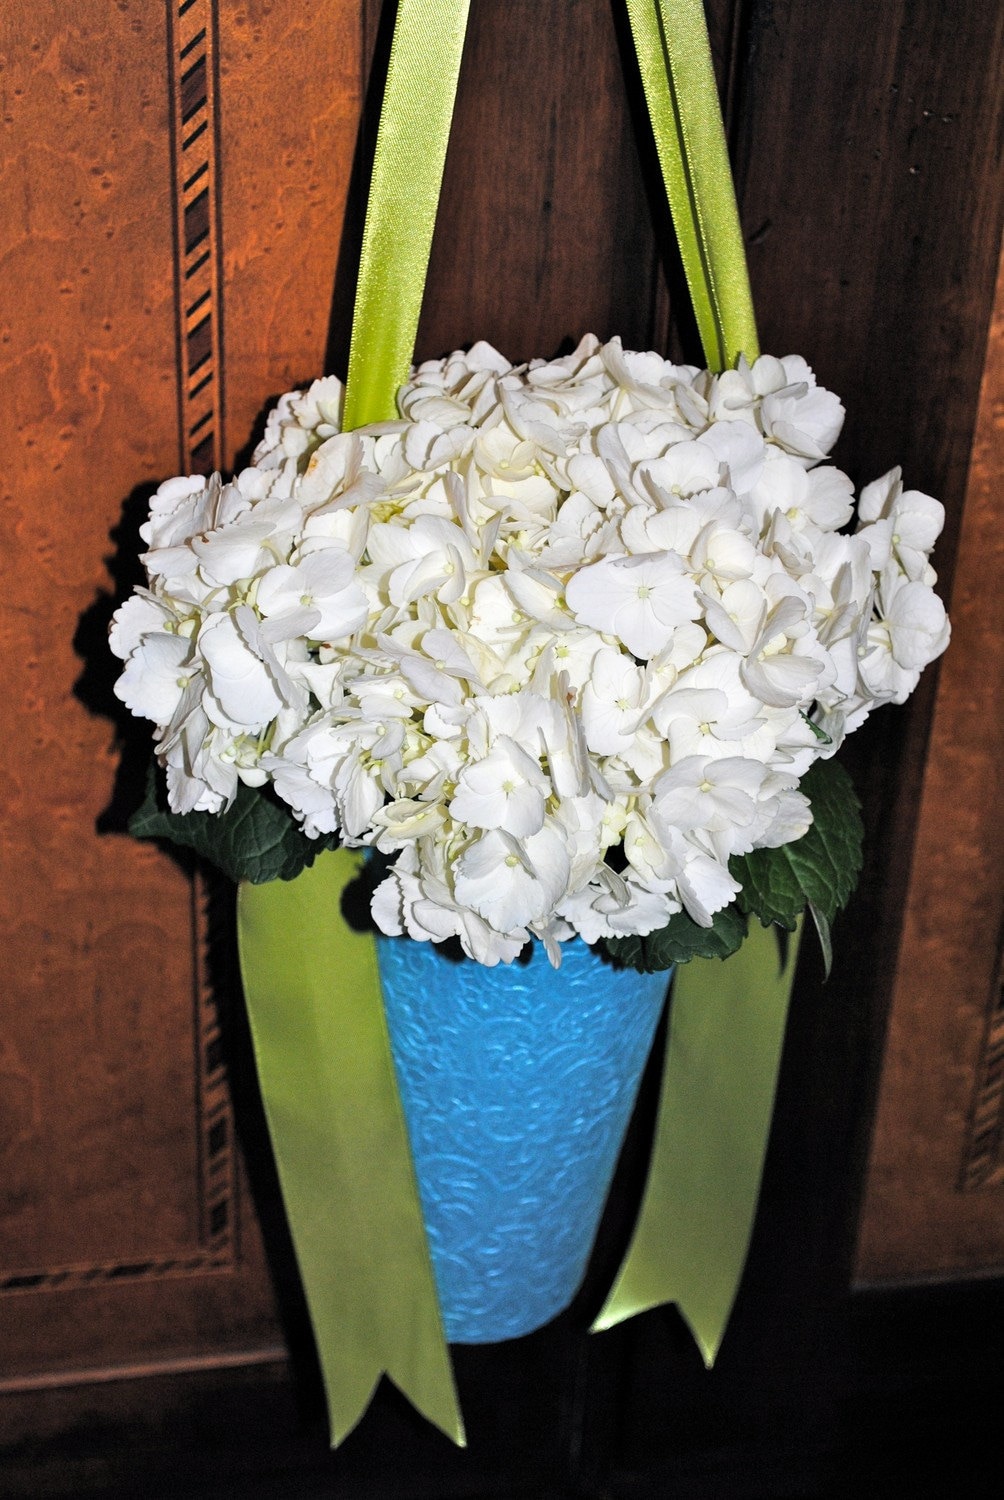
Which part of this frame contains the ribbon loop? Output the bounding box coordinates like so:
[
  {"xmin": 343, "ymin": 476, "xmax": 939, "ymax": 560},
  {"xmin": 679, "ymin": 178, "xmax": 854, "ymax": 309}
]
[{"xmin": 342, "ymin": 0, "xmax": 757, "ymax": 436}]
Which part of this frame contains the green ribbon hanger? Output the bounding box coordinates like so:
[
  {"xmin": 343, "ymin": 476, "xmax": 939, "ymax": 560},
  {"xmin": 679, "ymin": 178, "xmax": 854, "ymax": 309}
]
[
  {"xmin": 624, "ymin": 0, "xmax": 758, "ymax": 371},
  {"xmin": 342, "ymin": 0, "xmax": 472, "ymax": 429},
  {"xmin": 238, "ymin": 0, "xmax": 793, "ymax": 1447},
  {"xmin": 240, "ymin": 1, "xmax": 472, "ymax": 1444}
]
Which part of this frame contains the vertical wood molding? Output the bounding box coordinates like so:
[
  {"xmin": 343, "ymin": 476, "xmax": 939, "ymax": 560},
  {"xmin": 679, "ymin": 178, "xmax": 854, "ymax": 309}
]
[{"xmin": 193, "ymin": 878, "xmax": 240, "ymax": 1257}]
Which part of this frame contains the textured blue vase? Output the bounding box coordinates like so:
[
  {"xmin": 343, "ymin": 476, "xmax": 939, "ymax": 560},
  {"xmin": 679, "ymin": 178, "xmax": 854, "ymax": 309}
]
[{"xmin": 375, "ymin": 934, "xmax": 671, "ymax": 1343}]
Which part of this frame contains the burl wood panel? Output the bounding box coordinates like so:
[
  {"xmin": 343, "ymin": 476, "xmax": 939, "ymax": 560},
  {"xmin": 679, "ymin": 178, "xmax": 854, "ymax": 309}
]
[
  {"xmin": 0, "ymin": 0, "xmax": 362, "ymax": 1386},
  {"xmin": 855, "ymin": 237, "xmax": 1004, "ymax": 1282},
  {"xmin": 220, "ymin": 1, "xmax": 362, "ymax": 451},
  {"xmin": 1, "ymin": 0, "xmax": 207, "ymax": 1344}
]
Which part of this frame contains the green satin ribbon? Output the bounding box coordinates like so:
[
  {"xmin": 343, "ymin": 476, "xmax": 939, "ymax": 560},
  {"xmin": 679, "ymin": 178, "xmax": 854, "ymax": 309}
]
[
  {"xmin": 594, "ymin": 920, "xmax": 801, "ymax": 1360},
  {"xmin": 236, "ymin": 0, "xmax": 782, "ymax": 1448},
  {"xmin": 342, "ymin": 0, "xmax": 471, "ymax": 429},
  {"xmin": 625, "ymin": 0, "xmax": 758, "ymax": 370},
  {"xmin": 238, "ymin": 851, "xmax": 464, "ymax": 1446}
]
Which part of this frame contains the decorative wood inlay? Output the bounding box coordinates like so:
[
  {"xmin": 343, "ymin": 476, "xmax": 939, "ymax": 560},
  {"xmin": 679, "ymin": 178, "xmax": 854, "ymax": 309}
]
[
  {"xmin": 192, "ymin": 878, "xmax": 239, "ymax": 1259},
  {"xmin": 168, "ymin": 0, "xmax": 224, "ymax": 475},
  {"xmin": 0, "ymin": 1251, "xmax": 232, "ymax": 1298},
  {"xmin": 960, "ymin": 936, "xmax": 1004, "ymax": 1190}
]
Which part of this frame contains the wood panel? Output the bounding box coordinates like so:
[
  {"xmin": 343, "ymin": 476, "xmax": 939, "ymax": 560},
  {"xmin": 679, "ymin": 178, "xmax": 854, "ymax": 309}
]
[
  {"xmin": 855, "ymin": 236, "xmax": 1004, "ymax": 1282},
  {"xmin": 416, "ymin": 0, "xmax": 661, "ymax": 363},
  {"xmin": 731, "ymin": 0, "xmax": 1004, "ymax": 1274},
  {"xmin": 0, "ymin": 0, "xmax": 362, "ymax": 1395},
  {"xmin": 588, "ymin": 1, "xmax": 1004, "ymax": 1486}
]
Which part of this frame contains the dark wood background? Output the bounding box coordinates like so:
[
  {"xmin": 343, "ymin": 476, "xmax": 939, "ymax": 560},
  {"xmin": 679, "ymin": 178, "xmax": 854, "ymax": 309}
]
[{"xmin": 1, "ymin": 2, "xmax": 1001, "ymax": 1495}]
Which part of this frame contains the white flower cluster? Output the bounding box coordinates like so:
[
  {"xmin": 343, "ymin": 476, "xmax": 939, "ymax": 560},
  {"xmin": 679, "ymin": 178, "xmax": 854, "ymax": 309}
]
[{"xmin": 112, "ymin": 337, "xmax": 949, "ymax": 965}]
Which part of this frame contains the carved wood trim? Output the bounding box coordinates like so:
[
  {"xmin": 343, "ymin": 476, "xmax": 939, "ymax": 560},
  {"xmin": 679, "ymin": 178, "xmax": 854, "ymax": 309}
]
[{"xmin": 192, "ymin": 876, "xmax": 240, "ymax": 1262}]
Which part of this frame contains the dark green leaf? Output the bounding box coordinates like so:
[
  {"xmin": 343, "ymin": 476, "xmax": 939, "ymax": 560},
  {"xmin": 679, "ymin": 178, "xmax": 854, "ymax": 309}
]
[
  {"xmin": 807, "ymin": 900, "xmax": 833, "ymax": 979},
  {"xmin": 730, "ymin": 757, "xmax": 864, "ymax": 931},
  {"xmin": 129, "ymin": 761, "xmax": 339, "ymax": 884},
  {"xmin": 729, "ymin": 845, "xmax": 804, "ymax": 930},
  {"xmin": 604, "ymin": 903, "xmax": 749, "ymax": 972}
]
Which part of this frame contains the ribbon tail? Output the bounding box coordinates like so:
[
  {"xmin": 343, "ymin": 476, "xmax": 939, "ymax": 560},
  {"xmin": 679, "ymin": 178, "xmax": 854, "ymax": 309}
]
[
  {"xmin": 237, "ymin": 851, "xmax": 464, "ymax": 1447},
  {"xmin": 592, "ymin": 919, "xmax": 800, "ymax": 1365}
]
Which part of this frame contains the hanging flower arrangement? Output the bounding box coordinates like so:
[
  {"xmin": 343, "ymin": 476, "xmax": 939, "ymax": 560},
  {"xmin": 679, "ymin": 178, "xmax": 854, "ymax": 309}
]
[{"xmin": 105, "ymin": 0, "xmax": 952, "ymax": 1448}]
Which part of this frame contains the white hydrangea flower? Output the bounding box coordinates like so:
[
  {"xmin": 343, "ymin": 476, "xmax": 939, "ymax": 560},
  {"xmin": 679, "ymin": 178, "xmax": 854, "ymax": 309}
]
[
  {"xmin": 112, "ymin": 335, "xmax": 949, "ymax": 964},
  {"xmin": 565, "ymin": 551, "xmax": 700, "ymax": 659}
]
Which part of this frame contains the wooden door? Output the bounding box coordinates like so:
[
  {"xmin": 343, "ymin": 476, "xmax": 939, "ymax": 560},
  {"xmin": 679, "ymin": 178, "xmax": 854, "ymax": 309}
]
[{"xmin": 2, "ymin": 2, "xmax": 1002, "ymax": 1495}]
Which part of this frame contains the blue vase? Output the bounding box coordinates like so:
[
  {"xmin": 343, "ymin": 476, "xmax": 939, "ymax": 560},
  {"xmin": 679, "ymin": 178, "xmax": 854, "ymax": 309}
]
[{"xmin": 375, "ymin": 934, "xmax": 671, "ymax": 1343}]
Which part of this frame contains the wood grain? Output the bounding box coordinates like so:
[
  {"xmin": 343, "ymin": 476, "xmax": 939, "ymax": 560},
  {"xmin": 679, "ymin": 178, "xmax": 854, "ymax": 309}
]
[
  {"xmin": 855, "ymin": 235, "xmax": 1004, "ymax": 1282},
  {"xmin": 0, "ymin": 1, "xmax": 196, "ymax": 1279},
  {"xmin": 730, "ymin": 0, "xmax": 1004, "ymax": 1283},
  {"xmin": 219, "ymin": 0, "xmax": 363, "ymax": 458}
]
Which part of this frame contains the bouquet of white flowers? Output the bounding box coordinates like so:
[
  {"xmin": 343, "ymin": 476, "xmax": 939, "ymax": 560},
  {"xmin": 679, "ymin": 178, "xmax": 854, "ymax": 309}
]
[{"xmin": 112, "ymin": 335, "xmax": 949, "ymax": 969}]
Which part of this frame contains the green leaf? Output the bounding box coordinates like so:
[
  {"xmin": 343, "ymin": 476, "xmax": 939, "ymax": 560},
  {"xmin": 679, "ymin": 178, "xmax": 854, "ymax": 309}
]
[
  {"xmin": 800, "ymin": 711, "xmax": 833, "ymax": 745},
  {"xmin": 807, "ymin": 900, "xmax": 833, "ymax": 979},
  {"xmin": 730, "ymin": 757, "xmax": 864, "ymax": 932},
  {"xmin": 129, "ymin": 762, "xmax": 340, "ymax": 884},
  {"xmin": 604, "ymin": 904, "xmax": 749, "ymax": 972}
]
